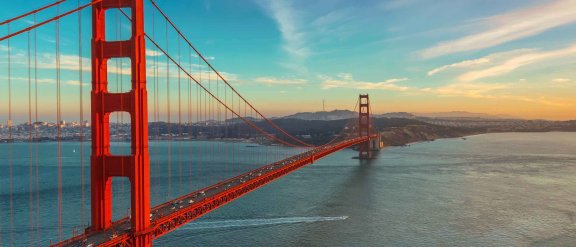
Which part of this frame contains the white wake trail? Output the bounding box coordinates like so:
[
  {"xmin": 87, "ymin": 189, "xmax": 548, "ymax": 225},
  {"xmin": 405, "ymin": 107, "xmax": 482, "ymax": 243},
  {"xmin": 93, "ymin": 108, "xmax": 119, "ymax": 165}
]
[{"xmin": 178, "ymin": 216, "xmax": 349, "ymax": 231}]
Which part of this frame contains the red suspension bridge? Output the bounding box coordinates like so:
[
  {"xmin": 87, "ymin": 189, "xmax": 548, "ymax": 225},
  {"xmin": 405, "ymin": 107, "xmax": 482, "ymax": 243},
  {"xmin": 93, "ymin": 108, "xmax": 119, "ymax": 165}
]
[{"xmin": 0, "ymin": 1, "xmax": 380, "ymax": 246}]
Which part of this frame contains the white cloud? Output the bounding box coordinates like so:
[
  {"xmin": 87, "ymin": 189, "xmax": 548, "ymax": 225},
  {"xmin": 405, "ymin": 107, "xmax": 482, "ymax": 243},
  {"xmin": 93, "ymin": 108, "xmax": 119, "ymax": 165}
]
[
  {"xmin": 255, "ymin": 77, "xmax": 307, "ymax": 85},
  {"xmin": 66, "ymin": 80, "xmax": 89, "ymax": 86},
  {"xmin": 428, "ymin": 58, "xmax": 490, "ymax": 76},
  {"xmin": 35, "ymin": 53, "xmax": 92, "ymax": 71},
  {"xmin": 422, "ymin": 82, "xmax": 568, "ymax": 106},
  {"xmin": 0, "ymin": 76, "xmax": 55, "ymax": 84},
  {"xmin": 420, "ymin": 0, "xmax": 576, "ymax": 58},
  {"xmin": 459, "ymin": 44, "xmax": 576, "ymax": 81},
  {"xmin": 423, "ymin": 82, "xmax": 511, "ymax": 99},
  {"xmin": 0, "ymin": 44, "xmax": 238, "ymax": 83},
  {"xmin": 145, "ymin": 49, "xmax": 163, "ymax": 57},
  {"xmin": 321, "ymin": 73, "xmax": 409, "ymax": 91},
  {"xmin": 257, "ymin": 0, "xmax": 309, "ymax": 60},
  {"xmin": 505, "ymin": 95, "xmax": 570, "ymax": 107},
  {"xmin": 552, "ymin": 78, "xmax": 571, "ymax": 83}
]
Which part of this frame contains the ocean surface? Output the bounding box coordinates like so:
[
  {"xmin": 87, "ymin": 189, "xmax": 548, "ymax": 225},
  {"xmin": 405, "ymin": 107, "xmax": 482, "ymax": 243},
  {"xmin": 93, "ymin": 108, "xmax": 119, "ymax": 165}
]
[{"xmin": 1, "ymin": 132, "xmax": 576, "ymax": 246}]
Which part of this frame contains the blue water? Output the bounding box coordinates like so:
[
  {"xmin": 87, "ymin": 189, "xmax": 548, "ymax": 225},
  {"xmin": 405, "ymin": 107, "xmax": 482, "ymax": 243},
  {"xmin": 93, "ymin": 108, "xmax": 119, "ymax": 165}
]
[{"xmin": 2, "ymin": 132, "xmax": 576, "ymax": 246}]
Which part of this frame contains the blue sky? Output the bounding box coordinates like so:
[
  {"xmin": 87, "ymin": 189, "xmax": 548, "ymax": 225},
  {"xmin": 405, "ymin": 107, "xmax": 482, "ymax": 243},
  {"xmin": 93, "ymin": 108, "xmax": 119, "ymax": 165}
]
[{"xmin": 2, "ymin": 0, "xmax": 576, "ymax": 122}]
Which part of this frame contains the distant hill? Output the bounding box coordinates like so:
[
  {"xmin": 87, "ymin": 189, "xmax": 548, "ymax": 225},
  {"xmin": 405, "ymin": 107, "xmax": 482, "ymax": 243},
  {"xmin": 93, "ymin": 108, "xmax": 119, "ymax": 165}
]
[
  {"xmin": 281, "ymin": 110, "xmax": 356, "ymax": 121},
  {"xmin": 281, "ymin": 110, "xmax": 518, "ymax": 120},
  {"xmin": 414, "ymin": 111, "xmax": 519, "ymax": 119},
  {"xmin": 225, "ymin": 116, "xmax": 259, "ymax": 124},
  {"xmin": 376, "ymin": 112, "xmax": 417, "ymax": 119}
]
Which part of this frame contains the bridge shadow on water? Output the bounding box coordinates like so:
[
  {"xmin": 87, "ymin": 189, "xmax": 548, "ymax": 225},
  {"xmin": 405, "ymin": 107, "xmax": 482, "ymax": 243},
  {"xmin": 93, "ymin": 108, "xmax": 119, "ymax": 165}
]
[{"xmin": 288, "ymin": 153, "xmax": 384, "ymax": 246}]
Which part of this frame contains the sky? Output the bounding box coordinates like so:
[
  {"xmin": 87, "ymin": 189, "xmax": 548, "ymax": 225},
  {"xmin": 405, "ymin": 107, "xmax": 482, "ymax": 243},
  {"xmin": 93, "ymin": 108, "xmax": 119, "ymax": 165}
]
[{"xmin": 1, "ymin": 0, "xmax": 576, "ymax": 122}]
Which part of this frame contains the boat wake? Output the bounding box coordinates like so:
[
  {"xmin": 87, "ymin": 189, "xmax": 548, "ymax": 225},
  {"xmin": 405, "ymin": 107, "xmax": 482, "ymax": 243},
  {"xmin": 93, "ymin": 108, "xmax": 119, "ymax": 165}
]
[{"xmin": 178, "ymin": 216, "xmax": 349, "ymax": 231}]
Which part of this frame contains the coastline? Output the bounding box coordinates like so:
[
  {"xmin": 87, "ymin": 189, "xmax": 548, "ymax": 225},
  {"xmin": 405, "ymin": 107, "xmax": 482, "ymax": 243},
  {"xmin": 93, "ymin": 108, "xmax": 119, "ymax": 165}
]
[{"xmin": 2, "ymin": 127, "xmax": 575, "ymax": 147}]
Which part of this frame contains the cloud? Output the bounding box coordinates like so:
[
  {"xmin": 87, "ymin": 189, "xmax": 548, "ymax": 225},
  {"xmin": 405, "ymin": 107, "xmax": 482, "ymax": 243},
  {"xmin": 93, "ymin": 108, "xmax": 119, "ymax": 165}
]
[
  {"xmin": 420, "ymin": 0, "xmax": 576, "ymax": 58},
  {"xmin": 319, "ymin": 72, "xmax": 567, "ymax": 107},
  {"xmin": 0, "ymin": 76, "xmax": 55, "ymax": 84},
  {"xmin": 459, "ymin": 44, "xmax": 576, "ymax": 81},
  {"xmin": 422, "ymin": 82, "xmax": 568, "ymax": 106},
  {"xmin": 66, "ymin": 80, "xmax": 89, "ymax": 86},
  {"xmin": 428, "ymin": 58, "xmax": 490, "ymax": 76},
  {"xmin": 257, "ymin": 0, "xmax": 309, "ymax": 60},
  {"xmin": 255, "ymin": 77, "xmax": 307, "ymax": 85},
  {"xmin": 502, "ymin": 95, "xmax": 570, "ymax": 107},
  {"xmin": 146, "ymin": 49, "xmax": 163, "ymax": 57},
  {"xmin": 320, "ymin": 73, "xmax": 409, "ymax": 91},
  {"xmin": 552, "ymin": 78, "xmax": 571, "ymax": 83},
  {"xmin": 35, "ymin": 53, "xmax": 92, "ymax": 71},
  {"xmin": 423, "ymin": 82, "xmax": 511, "ymax": 99},
  {"xmin": 0, "ymin": 44, "xmax": 239, "ymax": 86}
]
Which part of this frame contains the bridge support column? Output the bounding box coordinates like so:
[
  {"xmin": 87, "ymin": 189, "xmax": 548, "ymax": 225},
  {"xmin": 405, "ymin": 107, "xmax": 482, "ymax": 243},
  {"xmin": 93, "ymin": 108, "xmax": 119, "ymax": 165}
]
[
  {"xmin": 358, "ymin": 94, "xmax": 371, "ymax": 159},
  {"xmin": 91, "ymin": 0, "xmax": 151, "ymax": 246}
]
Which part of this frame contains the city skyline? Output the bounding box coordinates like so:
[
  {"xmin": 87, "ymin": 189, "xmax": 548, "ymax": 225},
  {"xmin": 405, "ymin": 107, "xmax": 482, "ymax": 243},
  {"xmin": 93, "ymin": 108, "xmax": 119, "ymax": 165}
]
[{"xmin": 1, "ymin": 0, "xmax": 576, "ymax": 122}]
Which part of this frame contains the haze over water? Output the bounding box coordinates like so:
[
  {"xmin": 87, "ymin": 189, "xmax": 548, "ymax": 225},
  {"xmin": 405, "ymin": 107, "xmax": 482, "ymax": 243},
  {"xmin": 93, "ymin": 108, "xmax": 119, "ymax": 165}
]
[{"xmin": 1, "ymin": 132, "xmax": 576, "ymax": 246}]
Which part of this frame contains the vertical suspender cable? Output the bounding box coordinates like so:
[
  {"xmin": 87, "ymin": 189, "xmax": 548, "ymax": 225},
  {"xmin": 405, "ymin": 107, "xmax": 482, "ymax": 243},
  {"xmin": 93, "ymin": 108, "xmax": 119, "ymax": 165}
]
[
  {"xmin": 216, "ymin": 76, "xmax": 220, "ymax": 178},
  {"xmin": 8, "ymin": 22, "xmax": 14, "ymax": 247},
  {"xmin": 34, "ymin": 13, "xmax": 41, "ymax": 241},
  {"xmin": 56, "ymin": 4, "xmax": 63, "ymax": 241},
  {"xmin": 216, "ymin": 75, "xmax": 221, "ymax": 180},
  {"xmin": 0, "ymin": 24, "xmax": 3, "ymax": 246},
  {"xmin": 28, "ymin": 29, "xmax": 34, "ymax": 246},
  {"xmin": 196, "ymin": 56, "xmax": 204, "ymax": 187},
  {"xmin": 188, "ymin": 45, "xmax": 193, "ymax": 191},
  {"xmin": 239, "ymin": 95, "xmax": 242, "ymax": 169},
  {"xmin": 178, "ymin": 37, "xmax": 182, "ymax": 196},
  {"xmin": 208, "ymin": 72, "xmax": 214, "ymax": 180},
  {"xmin": 198, "ymin": 57, "xmax": 208, "ymax": 186},
  {"xmin": 225, "ymin": 79, "xmax": 229, "ymax": 179},
  {"xmin": 78, "ymin": 0, "xmax": 85, "ymax": 229},
  {"xmin": 166, "ymin": 19, "xmax": 171, "ymax": 200},
  {"xmin": 230, "ymin": 92, "xmax": 234, "ymax": 176},
  {"xmin": 207, "ymin": 71, "xmax": 211, "ymax": 179}
]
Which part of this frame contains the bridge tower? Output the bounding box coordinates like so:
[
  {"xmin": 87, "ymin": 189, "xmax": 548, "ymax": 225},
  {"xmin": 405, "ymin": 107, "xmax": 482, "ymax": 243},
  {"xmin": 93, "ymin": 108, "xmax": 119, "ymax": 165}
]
[
  {"xmin": 91, "ymin": 0, "xmax": 151, "ymax": 246},
  {"xmin": 358, "ymin": 94, "xmax": 371, "ymax": 159}
]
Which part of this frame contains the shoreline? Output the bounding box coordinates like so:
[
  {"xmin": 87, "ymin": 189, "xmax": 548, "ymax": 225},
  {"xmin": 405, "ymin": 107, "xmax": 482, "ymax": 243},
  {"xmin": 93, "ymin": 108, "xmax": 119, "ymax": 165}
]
[{"xmin": 2, "ymin": 130, "xmax": 575, "ymax": 146}]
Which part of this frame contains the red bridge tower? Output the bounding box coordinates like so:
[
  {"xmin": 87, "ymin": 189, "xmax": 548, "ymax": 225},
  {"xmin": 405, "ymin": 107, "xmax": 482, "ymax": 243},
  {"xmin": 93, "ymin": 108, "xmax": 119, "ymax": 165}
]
[
  {"xmin": 358, "ymin": 94, "xmax": 371, "ymax": 159},
  {"xmin": 90, "ymin": 0, "xmax": 151, "ymax": 246}
]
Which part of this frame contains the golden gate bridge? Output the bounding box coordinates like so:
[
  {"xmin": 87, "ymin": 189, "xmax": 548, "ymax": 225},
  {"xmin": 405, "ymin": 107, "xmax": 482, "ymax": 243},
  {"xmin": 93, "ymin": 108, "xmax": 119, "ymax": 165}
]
[{"xmin": 0, "ymin": 1, "xmax": 379, "ymax": 246}]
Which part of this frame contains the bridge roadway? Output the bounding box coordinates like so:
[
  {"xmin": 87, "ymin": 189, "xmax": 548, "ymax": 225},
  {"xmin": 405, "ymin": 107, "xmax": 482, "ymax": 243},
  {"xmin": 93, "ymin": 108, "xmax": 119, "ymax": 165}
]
[{"xmin": 54, "ymin": 136, "xmax": 372, "ymax": 247}]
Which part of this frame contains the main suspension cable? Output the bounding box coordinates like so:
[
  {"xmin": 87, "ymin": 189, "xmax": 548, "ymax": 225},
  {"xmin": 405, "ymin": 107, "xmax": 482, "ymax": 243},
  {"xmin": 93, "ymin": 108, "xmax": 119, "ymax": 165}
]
[
  {"xmin": 0, "ymin": 0, "xmax": 66, "ymax": 26},
  {"xmin": 0, "ymin": 0, "xmax": 103, "ymax": 42}
]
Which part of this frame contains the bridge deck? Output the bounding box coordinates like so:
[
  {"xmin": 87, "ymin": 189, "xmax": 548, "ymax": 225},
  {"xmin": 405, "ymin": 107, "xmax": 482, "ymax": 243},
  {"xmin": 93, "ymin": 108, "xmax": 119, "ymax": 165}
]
[{"xmin": 54, "ymin": 136, "xmax": 370, "ymax": 247}]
